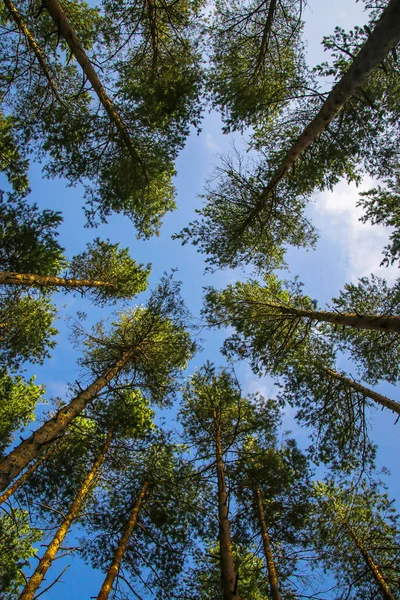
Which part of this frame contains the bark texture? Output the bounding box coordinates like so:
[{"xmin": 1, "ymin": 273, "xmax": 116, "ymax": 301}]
[
  {"xmin": 0, "ymin": 351, "xmax": 131, "ymax": 492},
  {"xmin": 255, "ymin": 487, "xmax": 282, "ymax": 600},
  {"xmin": 253, "ymin": 0, "xmax": 400, "ymax": 213},
  {"xmin": 0, "ymin": 448, "xmax": 51, "ymax": 505},
  {"xmin": 42, "ymin": 0, "xmax": 138, "ymax": 161},
  {"xmin": 216, "ymin": 427, "xmax": 238, "ymax": 600},
  {"xmin": 343, "ymin": 519, "xmax": 396, "ymax": 600},
  {"xmin": 3, "ymin": 0, "xmax": 64, "ymax": 104},
  {"xmin": 323, "ymin": 367, "xmax": 400, "ymax": 416},
  {"xmin": 0, "ymin": 271, "xmax": 112, "ymax": 291},
  {"xmin": 97, "ymin": 480, "xmax": 151, "ymax": 600},
  {"xmin": 18, "ymin": 430, "xmax": 113, "ymax": 600}
]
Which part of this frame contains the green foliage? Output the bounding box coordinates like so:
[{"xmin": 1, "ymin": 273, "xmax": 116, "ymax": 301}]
[
  {"xmin": 69, "ymin": 238, "xmax": 150, "ymax": 303},
  {"xmin": 0, "ymin": 292, "xmax": 58, "ymax": 369},
  {"xmin": 0, "ymin": 370, "xmax": 44, "ymax": 456},
  {"xmin": 0, "ymin": 508, "xmax": 42, "ymax": 599},
  {"xmin": 0, "ymin": 113, "xmax": 29, "ymax": 194},
  {"xmin": 0, "ymin": 193, "xmax": 65, "ymax": 275}
]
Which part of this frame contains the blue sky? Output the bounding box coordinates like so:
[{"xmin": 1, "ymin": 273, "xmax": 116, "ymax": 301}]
[{"xmin": 5, "ymin": 0, "xmax": 400, "ymax": 596}]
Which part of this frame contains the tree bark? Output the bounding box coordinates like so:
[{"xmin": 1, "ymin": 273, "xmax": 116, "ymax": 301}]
[
  {"xmin": 215, "ymin": 427, "xmax": 238, "ymax": 600},
  {"xmin": 255, "ymin": 487, "xmax": 281, "ymax": 600},
  {"xmin": 0, "ymin": 445, "xmax": 54, "ymax": 505},
  {"xmin": 343, "ymin": 519, "xmax": 396, "ymax": 600},
  {"xmin": 97, "ymin": 480, "xmax": 151, "ymax": 600},
  {"xmin": 0, "ymin": 271, "xmax": 113, "ymax": 291},
  {"xmin": 322, "ymin": 366, "xmax": 400, "ymax": 417},
  {"xmin": 42, "ymin": 0, "xmax": 138, "ymax": 162},
  {"xmin": 0, "ymin": 350, "xmax": 132, "ymax": 492},
  {"xmin": 18, "ymin": 429, "xmax": 113, "ymax": 600},
  {"xmin": 255, "ymin": 0, "xmax": 277, "ymax": 72},
  {"xmin": 251, "ymin": 0, "xmax": 400, "ymax": 216},
  {"xmin": 146, "ymin": 0, "xmax": 159, "ymax": 71},
  {"xmin": 3, "ymin": 0, "xmax": 64, "ymax": 105}
]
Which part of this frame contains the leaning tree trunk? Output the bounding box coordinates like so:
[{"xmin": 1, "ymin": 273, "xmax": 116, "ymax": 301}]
[
  {"xmin": 97, "ymin": 480, "xmax": 151, "ymax": 600},
  {"xmin": 215, "ymin": 427, "xmax": 238, "ymax": 600},
  {"xmin": 343, "ymin": 518, "xmax": 396, "ymax": 600},
  {"xmin": 0, "ymin": 271, "xmax": 113, "ymax": 291},
  {"xmin": 3, "ymin": 0, "xmax": 64, "ymax": 104},
  {"xmin": 255, "ymin": 487, "xmax": 282, "ymax": 600},
  {"xmin": 251, "ymin": 0, "xmax": 400, "ymax": 215},
  {"xmin": 18, "ymin": 429, "xmax": 113, "ymax": 600},
  {"xmin": 0, "ymin": 350, "xmax": 133, "ymax": 492},
  {"xmin": 42, "ymin": 0, "xmax": 138, "ymax": 162},
  {"xmin": 255, "ymin": 0, "xmax": 277, "ymax": 72},
  {"xmin": 322, "ymin": 366, "xmax": 400, "ymax": 417}
]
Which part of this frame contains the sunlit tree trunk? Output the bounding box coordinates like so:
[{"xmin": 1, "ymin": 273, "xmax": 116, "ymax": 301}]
[
  {"xmin": 0, "ymin": 271, "xmax": 113, "ymax": 291},
  {"xmin": 97, "ymin": 480, "xmax": 151, "ymax": 600},
  {"xmin": 0, "ymin": 351, "xmax": 132, "ymax": 492},
  {"xmin": 255, "ymin": 487, "xmax": 282, "ymax": 600},
  {"xmin": 322, "ymin": 366, "xmax": 400, "ymax": 416},
  {"xmin": 215, "ymin": 426, "xmax": 238, "ymax": 600},
  {"xmin": 18, "ymin": 429, "xmax": 113, "ymax": 600},
  {"xmin": 0, "ymin": 446, "xmax": 55, "ymax": 505},
  {"xmin": 3, "ymin": 0, "xmax": 64, "ymax": 104},
  {"xmin": 42, "ymin": 0, "xmax": 138, "ymax": 162}
]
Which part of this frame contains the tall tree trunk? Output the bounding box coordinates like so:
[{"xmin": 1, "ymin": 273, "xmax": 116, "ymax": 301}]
[
  {"xmin": 255, "ymin": 0, "xmax": 277, "ymax": 72},
  {"xmin": 255, "ymin": 487, "xmax": 281, "ymax": 600},
  {"xmin": 0, "ymin": 350, "xmax": 132, "ymax": 492},
  {"xmin": 215, "ymin": 428, "xmax": 238, "ymax": 600},
  {"xmin": 146, "ymin": 0, "xmax": 159, "ymax": 71},
  {"xmin": 251, "ymin": 0, "xmax": 400, "ymax": 217},
  {"xmin": 0, "ymin": 445, "xmax": 55, "ymax": 505},
  {"xmin": 3, "ymin": 0, "xmax": 64, "ymax": 105},
  {"xmin": 97, "ymin": 480, "xmax": 151, "ymax": 600},
  {"xmin": 343, "ymin": 519, "xmax": 396, "ymax": 600},
  {"xmin": 42, "ymin": 0, "xmax": 138, "ymax": 163},
  {"xmin": 322, "ymin": 366, "xmax": 400, "ymax": 416},
  {"xmin": 18, "ymin": 430, "xmax": 113, "ymax": 600},
  {"xmin": 0, "ymin": 271, "xmax": 113, "ymax": 291},
  {"xmin": 245, "ymin": 301, "xmax": 400, "ymax": 334}
]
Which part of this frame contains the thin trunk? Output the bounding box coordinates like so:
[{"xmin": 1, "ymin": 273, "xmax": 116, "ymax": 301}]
[
  {"xmin": 343, "ymin": 519, "xmax": 396, "ymax": 600},
  {"xmin": 251, "ymin": 0, "xmax": 400, "ymax": 217},
  {"xmin": 18, "ymin": 429, "xmax": 113, "ymax": 600},
  {"xmin": 97, "ymin": 480, "xmax": 150, "ymax": 600},
  {"xmin": 216, "ymin": 427, "xmax": 238, "ymax": 600},
  {"xmin": 0, "ymin": 351, "xmax": 132, "ymax": 492},
  {"xmin": 255, "ymin": 488, "xmax": 282, "ymax": 600},
  {"xmin": 146, "ymin": 0, "xmax": 159, "ymax": 71},
  {"xmin": 42, "ymin": 0, "xmax": 138, "ymax": 162},
  {"xmin": 0, "ymin": 445, "xmax": 55, "ymax": 505},
  {"xmin": 0, "ymin": 271, "xmax": 113, "ymax": 291},
  {"xmin": 255, "ymin": 0, "xmax": 277, "ymax": 71},
  {"xmin": 323, "ymin": 366, "xmax": 400, "ymax": 417},
  {"xmin": 3, "ymin": 0, "xmax": 64, "ymax": 105}
]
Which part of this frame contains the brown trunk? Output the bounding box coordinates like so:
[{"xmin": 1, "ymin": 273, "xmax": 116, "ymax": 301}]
[
  {"xmin": 251, "ymin": 0, "xmax": 400, "ymax": 218},
  {"xmin": 255, "ymin": 0, "xmax": 277, "ymax": 71},
  {"xmin": 0, "ymin": 445, "xmax": 55, "ymax": 505},
  {"xmin": 0, "ymin": 271, "xmax": 113, "ymax": 291},
  {"xmin": 0, "ymin": 351, "xmax": 132, "ymax": 492},
  {"xmin": 215, "ymin": 426, "xmax": 238, "ymax": 600},
  {"xmin": 18, "ymin": 430, "xmax": 113, "ymax": 600},
  {"xmin": 255, "ymin": 488, "xmax": 281, "ymax": 600},
  {"xmin": 343, "ymin": 519, "xmax": 396, "ymax": 600},
  {"xmin": 146, "ymin": 0, "xmax": 159, "ymax": 71},
  {"xmin": 42, "ymin": 0, "xmax": 138, "ymax": 162},
  {"xmin": 323, "ymin": 367, "xmax": 400, "ymax": 417},
  {"xmin": 3, "ymin": 0, "xmax": 64, "ymax": 105},
  {"xmin": 97, "ymin": 480, "xmax": 150, "ymax": 600}
]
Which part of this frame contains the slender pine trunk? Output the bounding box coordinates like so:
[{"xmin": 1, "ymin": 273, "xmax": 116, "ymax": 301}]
[
  {"xmin": 97, "ymin": 480, "xmax": 150, "ymax": 600},
  {"xmin": 215, "ymin": 428, "xmax": 238, "ymax": 600},
  {"xmin": 0, "ymin": 351, "xmax": 132, "ymax": 492},
  {"xmin": 146, "ymin": 0, "xmax": 159, "ymax": 71},
  {"xmin": 3, "ymin": 0, "xmax": 64, "ymax": 104},
  {"xmin": 255, "ymin": 0, "xmax": 277, "ymax": 71},
  {"xmin": 18, "ymin": 430, "xmax": 113, "ymax": 600},
  {"xmin": 322, "ymin": 366, "xmax": 400, "ymax": 416},
  {"xmin": 255, "ymin": 488, "xmax": 282, "ymax": 600},
  {"xmin": 0, "ymin": 445, "xmax": 55, "ymax": 505},
  {"xmin": 252, "ymin": 0, "xmax": 400, "ymax": 214},
  {"xmin": 343, "ymin": 519, "xmax": 396, "ymax": 600},
  {"xmin": 0, "ymin": 271, "xmax": 112, "ymax": 291},
  {"xmin": 42, "ymin": 0, "xmax": 138, "ymax": 162}
]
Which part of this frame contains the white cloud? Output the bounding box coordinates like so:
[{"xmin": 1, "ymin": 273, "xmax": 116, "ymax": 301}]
[{"xmin": 311, "ymin": 178, "xmax": 398, "ymax": 283}]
